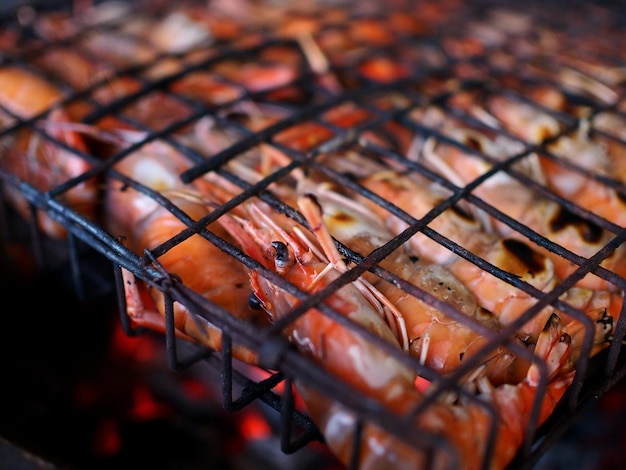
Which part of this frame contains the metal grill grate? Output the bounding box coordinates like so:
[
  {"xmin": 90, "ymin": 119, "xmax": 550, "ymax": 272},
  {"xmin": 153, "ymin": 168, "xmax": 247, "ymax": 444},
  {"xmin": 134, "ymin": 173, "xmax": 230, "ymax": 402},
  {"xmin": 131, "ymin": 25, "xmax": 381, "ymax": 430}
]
[{"xmin": 2, "ymin": 1, "xmax": 626, "ymax": 469}]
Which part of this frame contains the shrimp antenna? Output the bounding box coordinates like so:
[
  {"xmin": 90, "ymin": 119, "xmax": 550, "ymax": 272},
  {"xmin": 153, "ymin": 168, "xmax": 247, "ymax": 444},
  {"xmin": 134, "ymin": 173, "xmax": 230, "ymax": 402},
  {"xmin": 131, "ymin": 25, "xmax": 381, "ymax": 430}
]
[{"xmin": 297, "ymin": 193, "xmax": 409, "ymax": 350}]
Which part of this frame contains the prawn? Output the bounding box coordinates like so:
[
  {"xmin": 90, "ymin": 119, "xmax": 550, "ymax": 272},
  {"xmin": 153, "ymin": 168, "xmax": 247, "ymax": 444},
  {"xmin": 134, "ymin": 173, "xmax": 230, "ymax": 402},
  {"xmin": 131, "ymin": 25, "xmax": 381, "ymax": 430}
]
[
  {"xmin": 411, "ymin": 109, "xmax": 626, "ymax": 292},
  {"xmin": 270, "ymin": 101, "xmax": 414, "ymax": 155},
  {"xmin": 297, "ymin": 314, "xmax": 573, "ymax": 470},
  {"xmin": 195, "ymin": 89, "xmax": 616, "ymax": 380},
  {"xmin": 0, "ymin": 66, "xmax": 98, "ymax": 239},
  {"xmin": 485, "ymin": 93, "xmax": 626, "ymax": 229},
  {"xmin": 104, "ymin": 140, "xmax": 265, "ymax": 365},
  {"xmin": 209, "ymin": 143, "xmax": 532, "ymax": 385},
  {"xmin": 217, "ymin": 192, "xmax": 415, "ymax": 399},
  {"xmin": 214, "ymin": 185, "xmax": 575, "ymax": 470},
  {"xmin": 349, "ymin": 167, "xmax": 618, "ymax": 365},
  {"xmin": 295, "ymin": 188, "xmax": 532, "ymax": 385}
]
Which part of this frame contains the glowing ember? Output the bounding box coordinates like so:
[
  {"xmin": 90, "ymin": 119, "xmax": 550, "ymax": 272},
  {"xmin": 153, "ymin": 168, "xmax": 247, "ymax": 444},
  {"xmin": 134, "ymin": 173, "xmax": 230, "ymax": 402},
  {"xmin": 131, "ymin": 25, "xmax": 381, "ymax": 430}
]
[
  {"xmin": 110, "ymin": 322, "xmax": 161, "ymax": 363},
  {"xmin": 239, "ymin": 408, "xmax": 273, "ymax": 441},
  {"xmin": 129, "ymin": 384, "xmax": 172, "ymax": 421},
  {"xmin": 92, "ymin": 417, "xmax": 122, "ymax": 457}
]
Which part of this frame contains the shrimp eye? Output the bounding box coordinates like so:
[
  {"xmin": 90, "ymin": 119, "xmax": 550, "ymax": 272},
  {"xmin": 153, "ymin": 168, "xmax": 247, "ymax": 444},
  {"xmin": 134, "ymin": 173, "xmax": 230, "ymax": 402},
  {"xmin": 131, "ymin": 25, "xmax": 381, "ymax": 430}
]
[
  {"xmin": 271, "ymin": 241, "xmax": 290, "ymax": 268},
  {"xmin": 248, "ymin": 293, "xmax": 264, "ymax": 310}
]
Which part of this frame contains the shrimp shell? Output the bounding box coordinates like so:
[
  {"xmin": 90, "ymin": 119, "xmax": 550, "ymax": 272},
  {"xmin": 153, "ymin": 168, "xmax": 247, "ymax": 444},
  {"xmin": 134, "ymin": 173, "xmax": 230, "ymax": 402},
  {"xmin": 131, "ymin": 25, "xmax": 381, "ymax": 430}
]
[
  {"xmin": 0, "ymin": 66, "xmax": 98, "ymax": 239},
  {"xmin": 105, "ymin": 142, "xmax": 265, "ymax": 364},
  {"xmin": 216, "ymin": 193, "xmax": 575, "ymax": 469}
]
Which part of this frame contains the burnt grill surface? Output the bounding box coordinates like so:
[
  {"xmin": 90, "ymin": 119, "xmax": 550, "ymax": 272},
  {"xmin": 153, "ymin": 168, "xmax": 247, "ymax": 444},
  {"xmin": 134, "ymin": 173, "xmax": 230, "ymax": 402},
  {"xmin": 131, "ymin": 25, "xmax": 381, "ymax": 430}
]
[{"xmin": 1, "ymin": 0, "xmax": 626, "ymax": 469}]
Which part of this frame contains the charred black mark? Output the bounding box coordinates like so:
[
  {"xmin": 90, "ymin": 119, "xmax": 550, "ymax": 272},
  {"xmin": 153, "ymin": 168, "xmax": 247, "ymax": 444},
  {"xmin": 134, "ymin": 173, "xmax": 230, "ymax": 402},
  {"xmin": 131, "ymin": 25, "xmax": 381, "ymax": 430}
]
[
  {"xmin": 408, "ymin": 255, "xmax": 419, "ymax": 263},
  {"xmin": 537, "ymin": 126, "xmax": 555, "ymax": 143},
  {"xmin": 450, "ymin": 203, "xmax": 475, "ymax": 222},
  {"xmin": 462, "ymin": 135, "xmax": 484, "ymax": 153},
  {"xmin": 339, "ymin": 171, "xmax": 358, "ymax": 181},
  {"xmin": 271, "ymin": 241, "xmax": 290, "ymax": 268},
  {"xmin": 548, "ymin": 206, "xmax": 603, "ymax": 244},
  {"xmin": 520, "ymin": 335, "xmax": 533, "ymax": 346},
  {"xmin": 333, "ymin": 211, "xmax": 355, "ymax": 223},
  {"xmin": 502, "ymin": 238, "xmax": 547, "ymax": 273}
]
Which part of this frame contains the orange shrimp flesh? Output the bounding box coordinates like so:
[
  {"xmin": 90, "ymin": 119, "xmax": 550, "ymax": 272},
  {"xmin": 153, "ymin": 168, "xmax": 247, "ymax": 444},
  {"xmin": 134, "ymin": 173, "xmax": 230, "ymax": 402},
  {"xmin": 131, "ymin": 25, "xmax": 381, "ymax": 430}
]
[
  {"xmin": 214, "ymin": 144, "xmax": 536, "ymax": 385},
  {"xmin": 121, "ymin": 193, "xmax": 263, "ymax": 366},
  {"xmin": 29, "ymin": 48, "xmax": 168, "ymax": 137},
  {"xmin": 350, "ymin": 167, "xmax": 619, "ymax": 370},
  {"xmin": 0, "ymin": 67, "xmax": 66, "ymax": 118},
  {"xmin": 448, "ymin": 88, "xmax": 626, "ymax": 230},
  {"xmin": 215, "ymin": 187, "xmax": 576, "ymax": 470},
  {"xmin": 356, "ymin": 170, "xmax": 554, "ymax": 332},
  {"xmin": 169, "ymin": 71, "xmax": 245, "ymax": 106},
  {"xmin": 293, "ymin": 180, "xmax": 533, "ymax": 385},
  {"xmin": 0, "ymin": 66, "xmax": 98, "ymax": 239},
  {"xmin": 202, "ymin": 97, "xmax": 615, "ymax": 391},
  {"xmin": 226, "ymin": 133, "xmax": 606, "ymax": 384},
  {"xmin": 32, "ymin": 44, "xmax": 207, "ymax": 134},
  {"xmin": 269, "ymin": 101, "xmax": 415, "ymax": 156},
  {"xmin": 105, "ymin": 143, "xmax": 265, "ymax": 365},
  {"xmin": 593, "ymin": 111, "xmax": 626, "ymax": 193},
  {"xmin": 299, "ymin": 320, "xmax": 573, "ymax": 470},
  {"xmin": 219, "ymin": 196, "xmax": 416, "ymax": 402}
]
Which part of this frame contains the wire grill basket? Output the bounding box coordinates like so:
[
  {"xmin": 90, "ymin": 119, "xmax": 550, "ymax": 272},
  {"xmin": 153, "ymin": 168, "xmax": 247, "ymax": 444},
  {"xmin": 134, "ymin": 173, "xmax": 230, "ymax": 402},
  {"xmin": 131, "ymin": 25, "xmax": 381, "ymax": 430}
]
[{"xmin": 1, "ymin": 1, "xmax": 626, "ymax": 468}]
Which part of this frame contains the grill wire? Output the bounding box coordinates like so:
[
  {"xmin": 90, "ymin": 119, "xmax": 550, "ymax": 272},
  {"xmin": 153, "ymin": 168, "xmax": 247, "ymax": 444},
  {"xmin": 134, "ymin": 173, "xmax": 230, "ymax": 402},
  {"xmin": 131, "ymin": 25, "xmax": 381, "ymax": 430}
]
[{"xmin": 1, "ymin": 0, "xmax": 626, "ymax": 468}]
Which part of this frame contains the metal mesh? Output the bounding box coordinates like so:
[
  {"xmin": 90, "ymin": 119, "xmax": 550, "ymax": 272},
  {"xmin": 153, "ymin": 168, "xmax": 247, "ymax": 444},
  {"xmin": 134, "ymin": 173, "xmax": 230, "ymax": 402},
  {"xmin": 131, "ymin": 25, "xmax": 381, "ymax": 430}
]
[{"xmin": 1, "ymin": 1, "xmax": 626, "ymax": 468}]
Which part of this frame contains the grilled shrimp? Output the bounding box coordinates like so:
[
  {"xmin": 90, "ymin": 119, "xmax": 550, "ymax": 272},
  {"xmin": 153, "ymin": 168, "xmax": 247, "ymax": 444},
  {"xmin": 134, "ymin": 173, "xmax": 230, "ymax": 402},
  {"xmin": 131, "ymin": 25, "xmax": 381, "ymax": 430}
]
[
  {"xmin": 218, "ymin": 193, "xmax": 415, "ymax": 400},
  {"xmin": 208, "ymin": 144, "xmax": 534, "ymax": 384},
  {"xmin": 215, "ymin": 186, "xmax": 575, "ymax": 470},
  {"xmin": 0, "ymin": 66, "xmax": 98, "ymax": 239},
  {"xmin": 357, "ymin": 170, "xmax": 549, "ymax": 324},
  {"xmin": 413, "ymin": 113, "xmax": 626, "ymax": 292},
  {"xmin": 29, "ymin": 47, "xmax": 195, "ymax": 136},
  {"xmin": 485, "ymin": 93, "xmax": 626, "ymax": 228},
  {"xmin": 298, "ymin": 314, "xmax": 573, "ymax": 470},
  {"xmin": 354, "ymin": 168, "xmax": 618, "ymax": 361},
  {"xmin": 293, "ymin": 178, "xmax": 532, "ymax": 385},
  {"xmin": 105, "ymin": 141, "xmax": 265, "ymax": 365}
]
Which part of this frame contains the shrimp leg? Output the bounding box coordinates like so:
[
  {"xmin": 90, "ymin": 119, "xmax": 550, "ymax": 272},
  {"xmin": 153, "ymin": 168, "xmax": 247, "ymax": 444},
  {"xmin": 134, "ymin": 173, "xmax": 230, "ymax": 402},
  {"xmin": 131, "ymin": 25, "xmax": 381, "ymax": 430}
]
[{"xmin": 297, "ymin": 314, "xmax": 574, "ymax": 470}]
